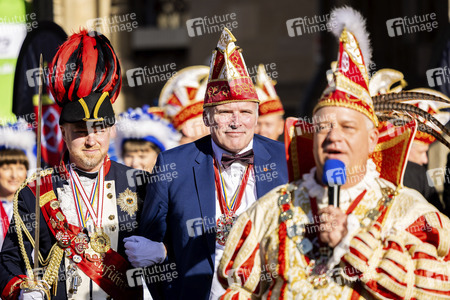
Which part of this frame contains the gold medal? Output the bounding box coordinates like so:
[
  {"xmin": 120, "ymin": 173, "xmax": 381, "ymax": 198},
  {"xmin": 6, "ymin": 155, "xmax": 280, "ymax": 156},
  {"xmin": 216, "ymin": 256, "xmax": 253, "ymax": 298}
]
[
  {"xmin": 90, "ymin": 229, "xmax": 111, "ymax": 253},
  {"xmin": 216, "ymin": 214, "xmax": 237, "ymax": 246}
]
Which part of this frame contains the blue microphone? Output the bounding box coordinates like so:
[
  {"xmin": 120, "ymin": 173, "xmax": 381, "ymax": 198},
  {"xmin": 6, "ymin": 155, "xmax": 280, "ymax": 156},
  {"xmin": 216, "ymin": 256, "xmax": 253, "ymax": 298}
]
[{"xmin": 322, "ymin": 159, "xmax": 347, "ymax": 207}]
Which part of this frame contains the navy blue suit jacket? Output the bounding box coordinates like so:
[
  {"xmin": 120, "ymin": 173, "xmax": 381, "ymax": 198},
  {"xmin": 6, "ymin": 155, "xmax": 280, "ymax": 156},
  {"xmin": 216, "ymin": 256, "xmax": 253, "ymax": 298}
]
[{"xmin": 140, "ymin": 134, "xmax": 288, "ymax": 300}]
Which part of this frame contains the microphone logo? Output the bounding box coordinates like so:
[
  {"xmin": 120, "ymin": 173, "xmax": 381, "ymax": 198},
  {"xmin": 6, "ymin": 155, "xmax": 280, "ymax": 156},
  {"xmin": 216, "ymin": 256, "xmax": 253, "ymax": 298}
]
[
  {"xmin": 322, "ymin": 159, "xmax": 346, "ymax": 207},
  {"xmin": 326, "ymin": 167, "xmax": 346, "ymax": 186},
  {"xmin": 322, "ymin": 159, "xmax": 347, "ymax": 186}
]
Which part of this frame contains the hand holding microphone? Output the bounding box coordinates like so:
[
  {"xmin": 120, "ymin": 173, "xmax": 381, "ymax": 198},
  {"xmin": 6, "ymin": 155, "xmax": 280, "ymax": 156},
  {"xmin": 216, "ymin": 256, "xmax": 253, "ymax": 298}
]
[{"xmin": 319, "ymin": 159, "xmax": 348, "ymax": 247}]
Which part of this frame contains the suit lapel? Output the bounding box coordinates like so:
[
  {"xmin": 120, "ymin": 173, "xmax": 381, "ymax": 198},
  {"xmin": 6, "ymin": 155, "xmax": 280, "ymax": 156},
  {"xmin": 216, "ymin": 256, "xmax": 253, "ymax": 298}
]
[
  {"xmin": 253, "ymin": 136, "xmax": 273, "ymax": 198},
  {"xmin": 193, "ymin": 138, "xmax": 216, "ymax": 270}
]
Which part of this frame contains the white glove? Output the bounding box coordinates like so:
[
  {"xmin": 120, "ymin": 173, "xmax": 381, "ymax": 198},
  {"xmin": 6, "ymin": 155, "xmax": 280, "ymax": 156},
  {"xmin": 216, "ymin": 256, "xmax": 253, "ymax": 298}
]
[
  {"xmin": 124, "ymin": 235, "xmax": 166, "ymax": 268},
  {"xmin": 19, "ymin": 290, "xmax": 45, "ymax": 300}
]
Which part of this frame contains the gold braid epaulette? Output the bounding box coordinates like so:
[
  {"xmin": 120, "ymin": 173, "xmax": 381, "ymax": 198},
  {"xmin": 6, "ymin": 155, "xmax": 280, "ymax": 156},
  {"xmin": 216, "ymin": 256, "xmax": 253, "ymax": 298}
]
[{"xmin": 13, "ymin": 168, "xmax": 64, "ymax": 292}]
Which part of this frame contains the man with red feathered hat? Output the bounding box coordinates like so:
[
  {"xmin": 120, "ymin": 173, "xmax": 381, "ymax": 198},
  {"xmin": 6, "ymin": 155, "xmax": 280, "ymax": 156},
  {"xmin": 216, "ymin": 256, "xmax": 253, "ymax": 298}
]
[
  {"xmin": 217, "ymin": 7, "xmax": 450, "ymax": 299},
  {"xmin": 0, "ymin": 30, "xmax": 149, "ymax": 300},
  {"xmin": 123, "ymin": 28, "xmax": 288, "ymax": 300}
]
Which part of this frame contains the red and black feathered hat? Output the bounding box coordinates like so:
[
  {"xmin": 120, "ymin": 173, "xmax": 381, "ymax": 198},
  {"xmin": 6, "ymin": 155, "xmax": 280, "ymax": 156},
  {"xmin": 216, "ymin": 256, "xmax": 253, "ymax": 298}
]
[{"xmin": 48, "ymin": 29, "xmax": 121, "ymax": 125}]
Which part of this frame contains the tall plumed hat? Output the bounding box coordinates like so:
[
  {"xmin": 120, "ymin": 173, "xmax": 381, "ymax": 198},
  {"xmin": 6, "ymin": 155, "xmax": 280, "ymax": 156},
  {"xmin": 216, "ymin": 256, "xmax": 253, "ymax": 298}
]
[
  {"xmin": 255, "ymin": 64, "xmax": 284, "ymax": 116},
  {"xmin": 314, "ymin": 7, "xmax": 377, "ymax": 126},
  {"xmin": 286, "ymin": 7, "xmax": 450, "ymax": 187},
  {"xmin": 159, "ymin": 66, "xmax": 209, "ymax": 130},
  {"xmin": 204, "ymin": 28, "xmax": 259, "ymax": 107},
  {"xmin": 0, "ymin": 118, "xmax": 36, "ymax": 170},
  {"xmin": 115, "ymin": 106, "xmax": 181, "ymax": 159},
  {"xmin": 48, "ymin": 29, "xmax": 122, "ymax": 125}
]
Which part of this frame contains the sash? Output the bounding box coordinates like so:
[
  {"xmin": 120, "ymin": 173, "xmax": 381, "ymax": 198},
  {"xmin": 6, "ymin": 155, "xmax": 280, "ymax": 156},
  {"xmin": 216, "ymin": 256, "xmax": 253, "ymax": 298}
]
[
  {"xmin": 0, "ymin": 200, "xmax": 10, "ymax": 239},
  {"xmin": 27, "ymin": 171, "xmax": 142, "ymax": 299}
]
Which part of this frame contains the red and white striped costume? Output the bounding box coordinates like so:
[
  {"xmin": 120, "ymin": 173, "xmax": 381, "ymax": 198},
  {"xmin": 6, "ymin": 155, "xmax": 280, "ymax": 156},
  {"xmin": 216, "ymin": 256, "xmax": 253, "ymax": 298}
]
[{"xmin": 218, "ymin": 159, "xmax": 450, "ymax": 299}]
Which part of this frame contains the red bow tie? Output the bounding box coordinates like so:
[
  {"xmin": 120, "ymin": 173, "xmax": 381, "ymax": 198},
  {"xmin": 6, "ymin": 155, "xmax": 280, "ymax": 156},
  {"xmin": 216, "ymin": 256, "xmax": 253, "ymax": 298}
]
[{"xmin": 221, "ymin": 150, "xmax": 254, "ymax": 169}]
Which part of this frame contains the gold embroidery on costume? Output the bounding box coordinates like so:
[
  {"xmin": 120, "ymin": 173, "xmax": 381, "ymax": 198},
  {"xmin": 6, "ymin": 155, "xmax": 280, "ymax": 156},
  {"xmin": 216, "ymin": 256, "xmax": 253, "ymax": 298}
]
[{"xmin": 39, "ymin": 190, "xmax": 57, "ymax": 207}]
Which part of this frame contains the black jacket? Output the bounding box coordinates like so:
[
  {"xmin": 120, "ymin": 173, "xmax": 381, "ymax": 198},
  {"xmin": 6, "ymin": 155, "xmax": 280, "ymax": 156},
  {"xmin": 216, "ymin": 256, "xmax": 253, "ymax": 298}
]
[{"xmin": 0, "ymin": 160, "xmax": 147, "ymax": 299}]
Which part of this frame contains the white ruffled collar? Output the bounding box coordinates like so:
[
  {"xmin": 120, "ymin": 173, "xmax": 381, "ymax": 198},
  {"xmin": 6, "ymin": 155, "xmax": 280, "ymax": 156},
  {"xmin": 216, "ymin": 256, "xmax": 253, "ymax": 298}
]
[{"xmin": 301, "ymin": 159, "xmax": 381, "ymax": 211}]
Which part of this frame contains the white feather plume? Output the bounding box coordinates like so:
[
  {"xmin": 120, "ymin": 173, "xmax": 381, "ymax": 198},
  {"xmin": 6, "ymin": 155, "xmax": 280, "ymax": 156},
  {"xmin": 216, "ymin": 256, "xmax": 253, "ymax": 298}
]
[
  {"xmin": 114, "ymin": 107, "xmax": 181, "ymax": 160},
  {"xmin": 0, "ymin": 118, "xmax": 36, "ymax": 170},
  {"xmin": 329, "ymin": 6, "xmax": 372, "ymax": 69}
]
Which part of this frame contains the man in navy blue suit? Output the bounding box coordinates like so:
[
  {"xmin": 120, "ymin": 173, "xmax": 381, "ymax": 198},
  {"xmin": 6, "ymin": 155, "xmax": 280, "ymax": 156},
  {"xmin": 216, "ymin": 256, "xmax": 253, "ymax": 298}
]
[{"xmin": 124, "ymin": 28, "xmax": 288, "ymax": 299}]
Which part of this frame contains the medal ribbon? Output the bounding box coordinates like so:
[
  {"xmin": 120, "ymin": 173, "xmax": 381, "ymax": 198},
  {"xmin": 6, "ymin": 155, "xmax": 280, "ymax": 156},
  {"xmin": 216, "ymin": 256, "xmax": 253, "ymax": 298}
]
[
  {"xmin": 68, "ymin": 165, "xmax": 105, "ymax": 229},
  {"xmin": 72, "ymin": 178, "xmax": 97, "ymax": 225},
  {"xmin": 213, "ymin": 158, "xmax": 252, "ymax": 216},
  {"xmin": 0, "ymin": 201, "xmax": 10, "ymax": 239}
]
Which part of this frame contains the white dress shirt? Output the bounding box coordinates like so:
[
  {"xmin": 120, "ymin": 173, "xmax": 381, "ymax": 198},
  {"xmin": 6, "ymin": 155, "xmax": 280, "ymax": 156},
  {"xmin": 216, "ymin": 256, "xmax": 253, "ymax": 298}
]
[{"xmin": 209, "ymin": 139, "xmax": 257, "ymax": 300}]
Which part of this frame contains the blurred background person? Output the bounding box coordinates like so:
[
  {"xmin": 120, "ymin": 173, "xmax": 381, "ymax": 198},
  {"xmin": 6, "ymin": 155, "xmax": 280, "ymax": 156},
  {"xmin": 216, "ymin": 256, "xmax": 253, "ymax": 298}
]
[
  {"xmin": 404, "ymin": 135, "xmax": 443, "ymax": 212},
  {"xmin": 403, "ymin": 88, "xmax": 450, "ymax": 212},
  {"xmin": 254, "ymin": 64, "xmax": 285, "ymax": 141},
  {"xmin": 159, "ymin": 66, "xmax": 210, "ymax": 145},
  {"xmin": 0, "ymin": 119, "xmax": 35, "ymax": 249},
  {"xmin": 114, "ymin": 105, "xmax": 180, "ymax": 172},
  {"xmin": 369, "ymin": 70, "xmax": 448, "ymax": 212},
  {"xmin": 443, "ymin": 152, "xmax": 450, "ymax": 218},
  {"xmin": 114, "ymin": 106, "xmax": 179, "ymax": 300}
]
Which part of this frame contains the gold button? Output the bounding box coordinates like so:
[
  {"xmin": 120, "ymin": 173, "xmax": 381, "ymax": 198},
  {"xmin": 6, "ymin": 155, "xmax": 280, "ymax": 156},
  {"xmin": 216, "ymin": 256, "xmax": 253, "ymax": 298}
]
[
  {"xmin": 108, "ymin": 215, "xmax": 115, "ymax": 220},
  {"xmin": 110, "ymin": 225, "xmax": 116, "ymax": 231},
  {"xmin": 107, "ymin": 193, "xmax": 113, "ymax": 199},
  {"xmin": 106, "ymin": 183, "xmax": 111, "ymax": 189}
]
